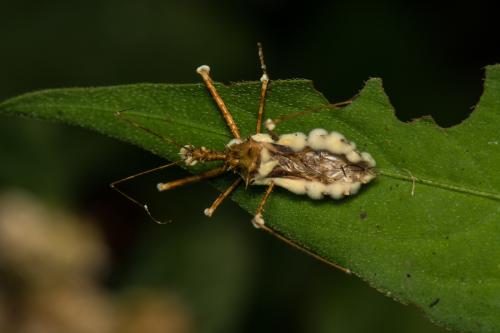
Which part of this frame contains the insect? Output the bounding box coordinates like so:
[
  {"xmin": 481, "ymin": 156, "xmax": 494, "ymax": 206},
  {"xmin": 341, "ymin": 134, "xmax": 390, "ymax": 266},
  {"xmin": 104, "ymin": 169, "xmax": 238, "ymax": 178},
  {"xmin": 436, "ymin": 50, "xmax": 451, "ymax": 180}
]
[{"xmin": 111, "ymin": 43, "xmax": 376, "ymax": 231}]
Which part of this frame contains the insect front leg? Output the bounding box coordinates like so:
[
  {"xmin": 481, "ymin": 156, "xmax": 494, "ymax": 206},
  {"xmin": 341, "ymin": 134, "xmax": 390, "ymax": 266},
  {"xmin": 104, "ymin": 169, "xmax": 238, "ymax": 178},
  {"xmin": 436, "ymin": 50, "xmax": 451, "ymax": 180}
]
[
  {"xmin": 204, "ymin": 178, "xmax": 242, "ymax": 217},
  {"xmin": 251, "ymin": 182, "xmax": 275, "ymax": 228},
  {"xmin": 157, "ymin": 166, "xmax": 227, "ymax": 192},
  {"xmin": 196, "ymin": 65, "xmax": 241, "ymax": 139}
]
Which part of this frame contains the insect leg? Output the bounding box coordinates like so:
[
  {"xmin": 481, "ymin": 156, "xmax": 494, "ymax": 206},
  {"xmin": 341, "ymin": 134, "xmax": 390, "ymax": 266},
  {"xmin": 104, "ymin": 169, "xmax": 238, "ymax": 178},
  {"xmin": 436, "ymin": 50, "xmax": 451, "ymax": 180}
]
[
  {"xmin": 204, "ymin": 178, "xmax": 242, "ymax": 217},
  {"xmin": 157, "ymin": 166, "xmax": 227, "ymax": 192},
  {"xmin": 249, "ymin": 181, "xmax": 352, "ymax": 274},
  {"xmin": 264, "ymin": 100, "xmax": 353, "ymax": 134},
  {"xmin": 251, "ymin": 182, "xmax": 275, "ymax": 227},
  {"xmin": 264, "ymin": 118, "xmax": 279, "ymax": 140},
  {"xmin": 255, "ymin": 42, "xmax": 270, "ymax": 134},
  {"xmin": 256, "ymin": 222, "xmax": 352, "ymax": 274},
  {"xmin": 110, "ymin": 161, "xmax": 182, "ymax": 224},
  {"xmin": 115, "ymin": 110, "xmax": 183, "ymax": 148},
  {"xmin": 196, "ymin": 65, "xmax": 241, "ymax": 139}
]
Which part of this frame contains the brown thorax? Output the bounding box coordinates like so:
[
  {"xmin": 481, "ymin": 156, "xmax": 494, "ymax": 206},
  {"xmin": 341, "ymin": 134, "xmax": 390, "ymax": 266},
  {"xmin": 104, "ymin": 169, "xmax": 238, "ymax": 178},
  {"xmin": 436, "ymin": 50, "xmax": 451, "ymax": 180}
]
[{"xmin": 180, "ymin": 138, "xmax": 264, "ymax": 186}]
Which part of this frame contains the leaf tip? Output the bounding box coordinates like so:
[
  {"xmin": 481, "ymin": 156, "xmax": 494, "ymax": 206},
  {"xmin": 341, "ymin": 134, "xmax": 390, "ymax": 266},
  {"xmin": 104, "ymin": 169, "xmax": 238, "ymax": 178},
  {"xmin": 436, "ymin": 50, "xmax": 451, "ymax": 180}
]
[
  {"xmin": 358, "ymin": 77, "xmax": 388, "ymax": 103},
  {"xmin": 483, "ymin": 63, "xmax": 500, "ymax": 85}
]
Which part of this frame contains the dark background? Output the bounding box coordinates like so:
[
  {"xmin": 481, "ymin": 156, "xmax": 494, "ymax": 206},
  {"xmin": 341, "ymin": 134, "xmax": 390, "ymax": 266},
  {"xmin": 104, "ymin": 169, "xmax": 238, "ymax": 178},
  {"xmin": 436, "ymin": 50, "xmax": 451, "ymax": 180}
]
[{"xmin": 0, "ymin": 1, "xmax": 498, "ymax": 332}]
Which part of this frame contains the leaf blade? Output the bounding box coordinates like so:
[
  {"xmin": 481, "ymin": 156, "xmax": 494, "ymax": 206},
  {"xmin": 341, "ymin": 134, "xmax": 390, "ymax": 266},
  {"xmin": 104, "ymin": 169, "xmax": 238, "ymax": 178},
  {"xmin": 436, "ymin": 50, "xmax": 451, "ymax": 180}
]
[{"xmin": 1, "ymin": 68, "xmax": 500, "ymax": 333}]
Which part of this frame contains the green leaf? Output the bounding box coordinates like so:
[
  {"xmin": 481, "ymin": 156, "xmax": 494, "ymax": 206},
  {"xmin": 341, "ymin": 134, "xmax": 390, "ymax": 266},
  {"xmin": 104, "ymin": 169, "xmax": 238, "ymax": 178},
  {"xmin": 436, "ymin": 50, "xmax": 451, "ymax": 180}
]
[{"xmin": 1, "ymin": 65, "xmax": 500, "ymax": 333}]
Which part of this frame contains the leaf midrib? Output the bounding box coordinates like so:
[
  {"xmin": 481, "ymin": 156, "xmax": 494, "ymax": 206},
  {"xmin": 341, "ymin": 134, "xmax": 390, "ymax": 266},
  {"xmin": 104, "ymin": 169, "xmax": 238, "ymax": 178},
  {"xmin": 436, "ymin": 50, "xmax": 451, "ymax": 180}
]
[
  {"xmin": 378, "ymin": 169, "xmax": 500, "ymax": 201},
  {"xmin": 122, "ymin": 111, "xmax": 232, "ymax": 139},
  {"xmin": 11, "ymin": 95, "xmax": 500, "ymax": 203},
  {"xmin": 332, "ymin": 106, "xmax": 500, "ymax": 202}
]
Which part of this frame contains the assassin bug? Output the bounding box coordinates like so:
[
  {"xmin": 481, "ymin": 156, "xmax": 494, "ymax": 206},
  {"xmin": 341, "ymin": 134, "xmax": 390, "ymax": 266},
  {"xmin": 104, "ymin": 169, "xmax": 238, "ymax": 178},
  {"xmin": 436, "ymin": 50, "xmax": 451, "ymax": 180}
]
[{"xmin": 111, "ymin": 44, "xmax": 376, "ymax": 270}]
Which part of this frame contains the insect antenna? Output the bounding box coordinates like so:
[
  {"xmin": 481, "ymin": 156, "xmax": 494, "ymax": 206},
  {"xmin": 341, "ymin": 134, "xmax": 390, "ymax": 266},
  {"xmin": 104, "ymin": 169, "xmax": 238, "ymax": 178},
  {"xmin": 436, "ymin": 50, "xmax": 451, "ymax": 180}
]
[
  {"xmin": 110, "ymin": 160, "xmax": 183, "ymax": 224},
  {"xmin": 115, "ymin": 109, "xmax": 184, "ymax": 149}
]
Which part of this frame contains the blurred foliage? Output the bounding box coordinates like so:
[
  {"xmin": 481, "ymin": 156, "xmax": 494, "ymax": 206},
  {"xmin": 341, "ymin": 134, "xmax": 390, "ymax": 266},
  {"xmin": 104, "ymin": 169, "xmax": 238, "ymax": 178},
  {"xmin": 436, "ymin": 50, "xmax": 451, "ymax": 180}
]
[
  {"xmin": 0, "ymin": 191, "xmax": 193, "ymax": 333},
  {"xmin": 0, "ymin": 1, "xmax": 498, "ymax": 332}
]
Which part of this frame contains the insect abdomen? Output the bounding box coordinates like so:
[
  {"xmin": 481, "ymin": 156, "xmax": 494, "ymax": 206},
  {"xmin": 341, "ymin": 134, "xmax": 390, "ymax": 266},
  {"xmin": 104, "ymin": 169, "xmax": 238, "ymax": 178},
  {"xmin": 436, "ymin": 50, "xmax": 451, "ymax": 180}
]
[{"xmin": 250, "ymin": 129, "xmax": 376, "ymax": 200}]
